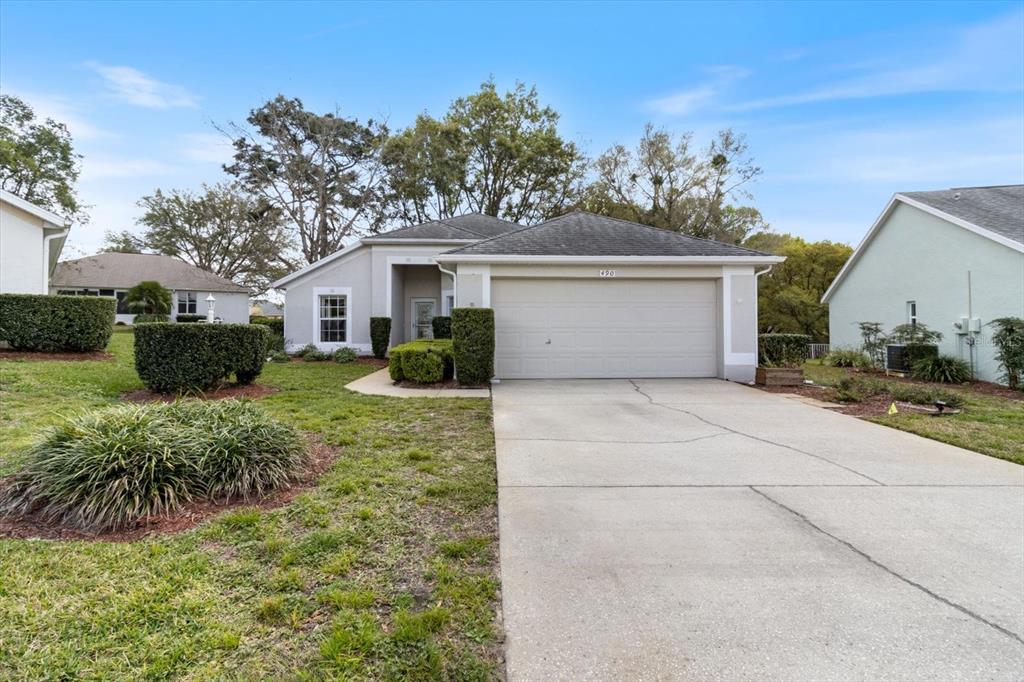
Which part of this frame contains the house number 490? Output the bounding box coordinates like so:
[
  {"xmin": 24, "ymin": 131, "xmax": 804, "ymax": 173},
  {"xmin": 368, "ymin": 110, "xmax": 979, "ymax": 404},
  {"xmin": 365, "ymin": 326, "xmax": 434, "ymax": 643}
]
[{"xmin": 599, "ymin": 269, "xmax": 616, "ymax": 278}]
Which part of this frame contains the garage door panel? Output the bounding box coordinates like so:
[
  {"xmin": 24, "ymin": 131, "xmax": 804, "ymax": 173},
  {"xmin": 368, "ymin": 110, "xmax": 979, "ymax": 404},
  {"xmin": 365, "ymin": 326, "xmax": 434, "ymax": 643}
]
[{"xmin": 492, "ymin": 278, "xmax": 718, "ymax": 379}]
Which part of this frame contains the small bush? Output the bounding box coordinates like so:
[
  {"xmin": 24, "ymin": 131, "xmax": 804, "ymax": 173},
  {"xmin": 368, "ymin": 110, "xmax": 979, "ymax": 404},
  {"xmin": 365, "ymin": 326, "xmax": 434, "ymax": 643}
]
[
  {"xmin": 134, "ymin": 323, "xmax": 269, "ymax": 393},
  {"xmin": 370, "ymin": 317, "xmax": 391, "ymax": 359},
  {"xmin": 389, "ymin": 340, "xmax": 454, "ymax": 383},
  {"xmin": 0, "ymin": 293, "xmax": 115, "ymax": 352},
  {"xmin": 911, "ymin": 355, "xmax": 971, "ymax": 384},
  {"xmin": 304, "ymin": 350, "xmax": 331, "ymax": 362},
  {"xmin": 250, "ymin": 316, "xmax": 284, "ymax": 336},
  {"xmin": 294, "ymin": 343, "xmax": 318, "ymax": 358},
  {"xmin": 133, "ymin": 314, "xmax": 169, "ymax": 324},
  {"xmin": 824, "ymin": 348, "xmax": 870, "ymax": 368},
  {"xmin": 989, "ymin": 317, "xmax": 1024, "ymax": 389},
  {"xmin": 0, "ymin": 400, "xmax": 305, "ymax": 531},
  {"xmin": 333, "ymin": 347, "xmax": 357, "ymax": 364},
  {"xmin": 758, "ymin": 333, "xmax": 811, "ymax": 368},
  {"xmin": 451, "ymin": 308, "xmax": 494, "ymax": 385},
  {"xmin": 832, "ymin": 375, "xmax": 886, "ymax": 402},
  {"xmin": 175, "ymin": 314, "xmax": 204, "ymax": 323},
  {"xmin": 889, "ymin": 383, "xmax": 965, "ymax": 408},
  {"xmin": 269, "ymin": 350, "xmax": 290, "ymax": 363},
  {"xmin": 431, "ymin": 316, "xmax": 452, "ymax": 339}
]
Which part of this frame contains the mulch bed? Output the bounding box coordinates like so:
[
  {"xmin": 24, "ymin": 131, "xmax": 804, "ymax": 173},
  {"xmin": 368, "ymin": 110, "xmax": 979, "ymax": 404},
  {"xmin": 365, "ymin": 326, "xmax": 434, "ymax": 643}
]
[
  {"xmin": 0, "ymin": 437, "xmax": 341, "ymax": 542},
  {"xmin": 122, "ymin": 383, "xmax": 277, "ymax": 403},
  {"xmin": 0, "ymin": 349, "xmax": 113, "ymax": 362},
  {"xmin": 396, "ymin": 378, "xmax": 489, "ymax": 390}
]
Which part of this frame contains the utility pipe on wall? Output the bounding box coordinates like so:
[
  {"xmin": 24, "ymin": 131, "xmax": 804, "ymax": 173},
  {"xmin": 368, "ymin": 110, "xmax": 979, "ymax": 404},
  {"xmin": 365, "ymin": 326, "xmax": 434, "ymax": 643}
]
[{"xmin": 753, "ymin": 264, "xmax": 775, "ymax": 369}]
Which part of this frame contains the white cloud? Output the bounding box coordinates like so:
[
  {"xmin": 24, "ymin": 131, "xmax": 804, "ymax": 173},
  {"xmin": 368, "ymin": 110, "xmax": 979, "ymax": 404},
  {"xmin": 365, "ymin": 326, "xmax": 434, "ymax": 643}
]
[
  {"xmin": 645, "ymin": 65, "xmax": 750, "ymax": 116},
  {"xmin": 86, "ymin": 63, "xmax": 198, "ymax": 109},
  {"xmin": 180, "ymin": 132, "xmax": 234, "ymax": 163},
  {"xmin": 80, "ymin": 157, "xmax": 177, "ymax": 181}
]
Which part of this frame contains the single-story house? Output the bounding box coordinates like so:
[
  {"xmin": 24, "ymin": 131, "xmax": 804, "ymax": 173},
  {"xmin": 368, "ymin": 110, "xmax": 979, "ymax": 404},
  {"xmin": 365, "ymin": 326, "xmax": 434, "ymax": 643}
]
[
  {"xmin": 273, "ymin": 211, "xmax": 783, "ymax": 382},
  {"xmin": 50, "ymin": 252, "xmax": 251, "ymax": 324},
  {"xmin": 250, "ymin": 299, "xmax": 284, "ymax": 318},
  {"xmin": 823, "ymin": 185, "xmax": 1024, "ymax": 384},
  {"xmin": 0, "ymin": 189, "xmax": 70, "ymax": 295}
]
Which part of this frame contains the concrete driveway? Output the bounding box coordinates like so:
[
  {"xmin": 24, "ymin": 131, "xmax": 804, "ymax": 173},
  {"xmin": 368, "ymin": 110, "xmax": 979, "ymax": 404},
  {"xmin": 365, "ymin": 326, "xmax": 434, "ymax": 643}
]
[{"xmin": 493, "ymin": 379, "xmax": 1024, "ymax": 681}]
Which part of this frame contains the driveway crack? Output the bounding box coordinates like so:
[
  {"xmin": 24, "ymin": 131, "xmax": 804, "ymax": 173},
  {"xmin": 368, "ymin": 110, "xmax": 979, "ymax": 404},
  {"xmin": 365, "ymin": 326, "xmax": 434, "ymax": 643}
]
[
  {"xmin": 749, "ymin": 486, "xmax": 1024, "ymax": 646},
  {"xmin": 628, "ymin": 379, "xmax": 885, "ymax": 486}
]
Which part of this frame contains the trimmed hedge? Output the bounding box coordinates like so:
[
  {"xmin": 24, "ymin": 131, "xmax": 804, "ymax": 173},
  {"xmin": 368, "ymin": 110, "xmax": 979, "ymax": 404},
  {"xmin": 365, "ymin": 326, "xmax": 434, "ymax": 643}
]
[
  {"xmin": 175, "ymin": 314, "xmax": 204, "ymax": 323},
  {"xmin": 388, "ymin": 339, "xmax": 454, "ymax": 383},
  {"xmin": 758, "ymin": 333, "xmax": 811, "ymax": 368},
  {"xmin": 451, "ymin": 308, "xmax": 494, "ymax": 385},
  {"xmin": 134, "ymin": 323, "xmax": 269, "ymax": 393},
  {"xmin": 0, "ymin": 293, "xmax": 115, "ymax": 352},
  {"xmin": 133, "ymin": 314, "xmax": 169, "ymax": 324},
  {"xmin": 250, "ymin": 316, "xmax": 284, "ymax": 335},
  {"xmin": 370, "ymin": 317, "xmax": 391, "ymax": 359},
  {"xmin": 431, "ymin": 316, "xmax": 452, "ymax": 339}
]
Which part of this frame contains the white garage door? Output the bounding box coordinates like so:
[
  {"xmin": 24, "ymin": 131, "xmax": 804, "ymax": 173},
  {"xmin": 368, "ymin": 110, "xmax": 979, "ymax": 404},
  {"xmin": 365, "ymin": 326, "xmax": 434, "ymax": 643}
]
[{"xmin": 492, "ymin": 278, "xmax": 718, "ymax": 379}]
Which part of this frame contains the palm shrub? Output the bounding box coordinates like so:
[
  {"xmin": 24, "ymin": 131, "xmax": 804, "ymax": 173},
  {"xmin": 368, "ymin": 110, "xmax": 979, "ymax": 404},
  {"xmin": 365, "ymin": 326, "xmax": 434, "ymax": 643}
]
[
  {"xmin": 911, "ymin": 355, "xmax": 971, "ymax": 384},
  {"xmin": 124, "ymin": 281, "xmax": 172, "ymax": 315},
  {"xmin": 0, "ymin": 400, "xmax": 305, "ymax": 531},
  {"xmin": 988, "ymin": 317, "xmax": 1024, "ymax": 389}
]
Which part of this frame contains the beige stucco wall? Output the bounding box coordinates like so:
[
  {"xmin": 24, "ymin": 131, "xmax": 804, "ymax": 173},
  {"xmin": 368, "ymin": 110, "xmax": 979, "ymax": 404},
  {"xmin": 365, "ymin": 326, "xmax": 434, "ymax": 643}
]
[
  {"xmin": 828, "ymin": 203, "xmax": 1024, "ymax": 383},
  {"xmin": 1, "ymin": 202, "xmax": 47, "ymax": 294}
]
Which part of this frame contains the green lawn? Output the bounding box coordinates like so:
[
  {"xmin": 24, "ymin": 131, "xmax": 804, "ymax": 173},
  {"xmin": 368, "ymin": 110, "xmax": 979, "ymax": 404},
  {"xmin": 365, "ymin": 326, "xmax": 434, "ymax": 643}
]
[
  {"xmin": 803, "ymin": 361, "xmax": 1024, "ymax": 465},
  {"xmin": 0, "ymin": 333, "xmax": 501, "ymax": 679}
]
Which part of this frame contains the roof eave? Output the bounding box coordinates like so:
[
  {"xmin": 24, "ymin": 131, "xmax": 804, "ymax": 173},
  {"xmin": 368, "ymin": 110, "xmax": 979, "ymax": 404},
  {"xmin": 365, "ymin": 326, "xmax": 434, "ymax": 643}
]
[
  {"xmin": 360, "ymin": 238, "xmax": 477, "ymax": 244},
  {"xmin": 436, "ymin": 254, "xmax": 785, "ymax": 265},
  {"xmin": 1, "ymin": 189, "xmax": 71, "ymax": 228}
]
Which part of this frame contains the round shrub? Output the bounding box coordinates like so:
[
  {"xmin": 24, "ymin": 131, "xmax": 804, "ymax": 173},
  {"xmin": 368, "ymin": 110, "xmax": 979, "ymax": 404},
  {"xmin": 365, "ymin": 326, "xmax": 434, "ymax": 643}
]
[
  {"xmin": 388, "ymin": 340, "xmax": 454, "ymax": 383},
  {"xmin": 135, "ymin": 323, "xmax": 269, "ymax": 393},
  {"xmin": 0, "ymin": 293, "xmax": 115, "ymax": 352},
  {"xmin": 402, "ymin": 349, "xmax": 444, "ymax": 383},
  {"xmin": 294, "ymin": 343, "xmax": 318, "ymax": 358},
  {"xmin": 451, "ymin": 308, "xmax": 494, "ymax": 385},
  {"xmin": 911, "ymin": 355, "xmax": 971, "ymax": 384},
  {"xmin": 333, "ymin": 347, "xmax": 357, "ymax": 363},
  {"xmin": 304, "ymin": 349, "xmax": 330, "ymax": 361},
  {"xmin": 269, "ymin": 350, "xmax": 291, "ymax": 363},
  {"xmin": 0, "ymin": 400, "xmax": 305, "ymax": 531},
  {"xmin": 370, "ymin": 317, "xmax": 391, "ymax": 359}
]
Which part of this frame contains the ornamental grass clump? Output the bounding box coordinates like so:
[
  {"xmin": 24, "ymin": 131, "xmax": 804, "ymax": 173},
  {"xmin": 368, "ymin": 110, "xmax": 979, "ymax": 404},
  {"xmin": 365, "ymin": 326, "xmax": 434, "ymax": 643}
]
[{"xmin": 0, "ymin": 400, "xmax": 305, "ymax": 531}]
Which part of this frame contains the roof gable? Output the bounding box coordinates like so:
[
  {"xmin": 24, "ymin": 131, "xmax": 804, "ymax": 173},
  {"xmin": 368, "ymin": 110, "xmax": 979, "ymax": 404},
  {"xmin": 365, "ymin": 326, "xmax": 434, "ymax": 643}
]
[
  {"xmin": 442, "ymin": 211, "xmax": 773, "ymax": 258},
  {"xmin": 0, "ymin": 189, "xmax": 69, "ymax": 228},
  {"xmin": 369, "ymin": 213, "xmax": 522, "ymax": 241},
  {"xmin": 51, "ymin": 253, "xmax": 248, "ymax": 293}
]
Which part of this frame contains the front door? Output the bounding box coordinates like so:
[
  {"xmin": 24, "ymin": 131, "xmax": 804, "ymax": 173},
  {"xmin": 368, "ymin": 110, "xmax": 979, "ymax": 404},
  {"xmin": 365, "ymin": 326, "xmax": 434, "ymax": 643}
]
[{"xmin": 411, "ymin": 298, "xmax": 436, "ymax": 340}]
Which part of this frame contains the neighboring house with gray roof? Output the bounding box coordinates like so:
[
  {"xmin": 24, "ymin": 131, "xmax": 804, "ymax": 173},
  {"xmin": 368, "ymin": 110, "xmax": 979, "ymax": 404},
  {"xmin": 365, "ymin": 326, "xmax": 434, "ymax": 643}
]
[
  {"xmin": 823, "ymin": 185, "xmax": 1024, "ymax": 384},
  {"xmin": 0, "ymin": 189, "xmax": 71, "ymax": 295},
  {"xmin": 50, "ymin": 252, "xmax": 250, "ymax": 324},
  {"xmin": 273, "ymin": 211, "xmax": 783, "ymax": 382}
]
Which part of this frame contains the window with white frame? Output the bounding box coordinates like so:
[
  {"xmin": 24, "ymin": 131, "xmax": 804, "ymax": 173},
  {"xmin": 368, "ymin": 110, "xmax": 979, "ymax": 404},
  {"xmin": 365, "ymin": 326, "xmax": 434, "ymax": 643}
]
[
  {"xmin": 444, "ymin": 294, "xmax": 455, "ymax": 315},
  {"xmin": 907, "ymin": 300, "xmax": 917, "ymax": 325},
  {"xmin": 177, "ymin": 291, "xmax": 197, "ymax": 314},
  {"xmin": 319, "ymin": 294, "xmax": 347, "ymax": 342}
]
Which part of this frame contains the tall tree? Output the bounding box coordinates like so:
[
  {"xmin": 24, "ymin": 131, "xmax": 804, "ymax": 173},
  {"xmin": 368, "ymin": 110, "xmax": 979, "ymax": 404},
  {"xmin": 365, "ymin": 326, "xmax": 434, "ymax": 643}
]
[
  {"xmin": 0, "ymin": 94, "xmax": 84, "ymax": 222},
  {"xmin": 745, "ymin": 232, "xmax": 853, "ymax": 341},
  {"xmin": 382, "ymin": 81, "xmax": 587, "ymax": 225},
  {"xmin": 581, "ymin": 125, "xmax": 764, "ymax": 243},
  {"xmin": 223, "ymin": 95, "xmax": 388, "ymax": 264},
  {"xmin": 109, "ymin": 183, "xmax": 294, "ymax": 294}
]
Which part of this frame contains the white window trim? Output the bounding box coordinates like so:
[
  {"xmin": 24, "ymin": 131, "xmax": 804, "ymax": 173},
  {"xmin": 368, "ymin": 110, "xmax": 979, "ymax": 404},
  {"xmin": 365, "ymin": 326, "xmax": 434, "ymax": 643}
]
[
  {"xmin": 177, "ymin": 290, "xmax": 197, "ymax": 315},
  {"xmin": 313, "ymin": 286, "xmax": 353, "ymax": 350},
  {"xmin": 410, "ymin": 297, "xmax": 437, "ymax": 340},
  {"xmin": 907, "ymin": 300, "xmax": 917, "ymax": 325},
  {"xmin": 441, "ymin": 288, "xmax": 455, "ymax": 315}
]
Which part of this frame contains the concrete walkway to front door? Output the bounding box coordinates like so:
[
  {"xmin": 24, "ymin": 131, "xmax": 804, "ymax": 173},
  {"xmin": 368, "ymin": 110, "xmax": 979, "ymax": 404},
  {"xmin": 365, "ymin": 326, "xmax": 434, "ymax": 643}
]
[{"xmin": 493, "ymin": 379, "xmax": 1024, "ymax": 681}]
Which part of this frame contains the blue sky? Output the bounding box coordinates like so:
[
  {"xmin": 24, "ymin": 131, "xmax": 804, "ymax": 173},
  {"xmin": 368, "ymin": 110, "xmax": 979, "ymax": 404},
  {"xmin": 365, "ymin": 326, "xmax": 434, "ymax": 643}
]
[{"xmin": 2, "ymin": 0, "xmax": 1022, "ymax": 256}]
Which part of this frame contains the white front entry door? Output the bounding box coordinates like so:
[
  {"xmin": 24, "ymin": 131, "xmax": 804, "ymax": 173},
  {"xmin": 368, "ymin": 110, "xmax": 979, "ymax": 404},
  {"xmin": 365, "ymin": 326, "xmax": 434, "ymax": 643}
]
[
  {"xmin": 411, "ymin": 298, "xmax": 436, "ymax": 340},
  {"xmin": 491, "ymin": 278, "xmax": 718, "ymax": 379}
]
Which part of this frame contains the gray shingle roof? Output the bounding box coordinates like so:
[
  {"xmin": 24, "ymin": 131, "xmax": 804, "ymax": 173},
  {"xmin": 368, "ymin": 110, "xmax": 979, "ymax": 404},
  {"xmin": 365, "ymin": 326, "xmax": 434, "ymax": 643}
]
[
  {"xmin": 371, "ymin": 213, "xmax": 522, "ymax": 240},
  {"xmin": 51, "ymin": 253, "xmax": 249, "ymax": 293},
  {"xmin": 901, "ymin": 185, "xmax": 1023, "ymax": 246},
  {"xmin": 442, "ymin": 211, "xmax": 773, "ymax": 257}
]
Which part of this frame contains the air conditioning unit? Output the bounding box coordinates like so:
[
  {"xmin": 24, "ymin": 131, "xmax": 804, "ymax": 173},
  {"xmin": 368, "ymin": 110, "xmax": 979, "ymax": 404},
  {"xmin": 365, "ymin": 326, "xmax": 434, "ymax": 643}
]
[{"xmin": 886, "ymin": 344, "xmax": 909, "ymax": 372}]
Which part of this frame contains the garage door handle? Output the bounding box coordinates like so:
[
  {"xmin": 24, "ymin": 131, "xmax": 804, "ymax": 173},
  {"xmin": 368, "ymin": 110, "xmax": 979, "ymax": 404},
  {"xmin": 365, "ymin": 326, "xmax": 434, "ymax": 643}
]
[{"xmin": 545, "ymin": 338, "xmax": 551, "ymax": 345}]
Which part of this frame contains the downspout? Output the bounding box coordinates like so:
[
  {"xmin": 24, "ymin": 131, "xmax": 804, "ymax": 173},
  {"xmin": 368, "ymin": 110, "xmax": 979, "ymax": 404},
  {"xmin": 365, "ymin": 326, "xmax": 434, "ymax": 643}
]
[
  {"xmin": 753, "ymin": 265, "xmax": 775, "ymax": 369},
  {"xmin": 436, "ymin": 261, "xmax": 459, "ymax": 381},
  {"xmin": 42, "ymin": 228, "xmax": 69, "ymax": 293}
]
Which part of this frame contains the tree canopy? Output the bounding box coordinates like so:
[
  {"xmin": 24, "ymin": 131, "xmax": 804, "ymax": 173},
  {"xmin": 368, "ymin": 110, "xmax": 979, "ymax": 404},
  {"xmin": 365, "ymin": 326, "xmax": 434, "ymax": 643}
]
[
  {"xmin": 0, "ymin": 94, "xmax": 84, "ymax": 222},
  {"xmin": 745, "ymin": 232, "xmax": 852, "ymax": 341}
]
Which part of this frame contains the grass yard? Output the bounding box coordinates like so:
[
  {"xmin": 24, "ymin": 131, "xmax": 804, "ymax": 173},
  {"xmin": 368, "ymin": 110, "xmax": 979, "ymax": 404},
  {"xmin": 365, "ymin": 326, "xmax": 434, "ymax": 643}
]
[
  {"xmin": 0, "ymin": 333, "xmax": 501, "ymax": 679},
  {"xmin": 803, "ymin": 361, "xmax": 1024, "ymax": 465}
]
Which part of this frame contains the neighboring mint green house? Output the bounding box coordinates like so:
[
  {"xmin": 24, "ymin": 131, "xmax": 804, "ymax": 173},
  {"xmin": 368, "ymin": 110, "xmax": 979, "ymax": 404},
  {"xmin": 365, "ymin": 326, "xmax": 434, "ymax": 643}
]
[
  {"xmin": 273, "ymin": 211, "xmax": 783, "ymax": 382},
  {"xmin": 823, "ymin": 185, "xmax": 1024, "ymax": 384}
]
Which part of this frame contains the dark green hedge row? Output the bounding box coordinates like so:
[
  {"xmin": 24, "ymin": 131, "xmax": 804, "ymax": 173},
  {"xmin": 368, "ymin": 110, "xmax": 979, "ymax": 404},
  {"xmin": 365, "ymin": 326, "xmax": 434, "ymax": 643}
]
[
  {"xmin": 134, "ymin": 323, "xmax": 269, "ymax": 393},
  {"xmin": 175, "ymin": 314, "xmax": 205, "ymax": 323},
  {"xmin": 452, "ymin": 308, "xmax": 494, "ymax": 385},
  {"xmin": 370, "ymin": 317, "xmax": 391, "ymax": 359},
  {"xmin": 388, "ymin": 339, "xmax": 454, "ymax": 384},
  {"xmin": 0, "ymin": 294, "xmax": 115, "ymax": 352},
  {"xmin": 250, "ymin": 316, "xmax": 284, "ymax": 335},
  {"xmin": 134, "ymin": 314, "xmax": 169, "ymax": 324},
  {"xmin": 431, "ymin": 316, "xmax": 452, "ymax": 339},
  {"xmin": 758, "ymin": 333, "xmax": 811, "ymax": 368}
]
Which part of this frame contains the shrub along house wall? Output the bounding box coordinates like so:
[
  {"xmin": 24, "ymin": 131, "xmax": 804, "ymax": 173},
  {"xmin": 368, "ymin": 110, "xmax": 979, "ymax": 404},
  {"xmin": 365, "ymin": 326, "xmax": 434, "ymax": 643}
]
[
  {"xmin": 134, "ymin": 323, "xmax": 269, "ymax": 393},
  {"xmin": 451, "ymin": 308, "xmax": 494, "ymax": 385},
  {"xmin": 0, "ymin": 293, "xmax": 115, "ymax": 352}
]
